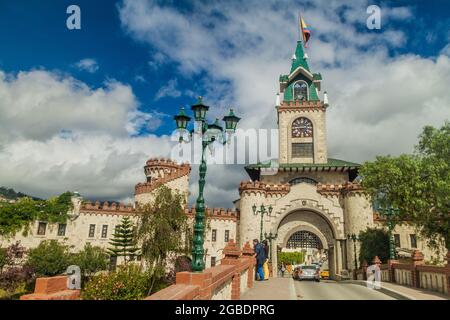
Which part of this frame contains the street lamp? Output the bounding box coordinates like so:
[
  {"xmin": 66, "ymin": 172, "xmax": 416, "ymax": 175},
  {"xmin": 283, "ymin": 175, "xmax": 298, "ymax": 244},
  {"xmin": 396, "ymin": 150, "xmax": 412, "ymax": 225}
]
[
  {"xmin": 174, "ymin": 96, "xmax": 240, "ymax": 272},
  {"xmin": 373, "ymin": 193, "xmax": 400, "ymax": 260},
  {"xmin": 264, "ymin": 232, "xmax": 278, "ymax": 262},
  {"xmin": 252, "ymin": 204, "xmax": 273, "ymax": 242},
  {"xmin": 347, "ymin": 233, "xmax": 359, "ymax": 270}
]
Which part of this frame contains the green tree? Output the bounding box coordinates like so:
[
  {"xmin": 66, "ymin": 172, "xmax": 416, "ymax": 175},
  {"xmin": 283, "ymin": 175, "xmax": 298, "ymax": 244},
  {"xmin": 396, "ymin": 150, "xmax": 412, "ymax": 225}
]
[
  {"xmin": 108, "ymin": 216, "xmax": 139, "ymax": 264},
  {"xmin": 277, "ymin": 252, "xmax": 304, "ymax": 265},
  {"xmin": 137, "ymin": 186, "xmax": 190, "ymax": 295},
  {"xmin": 0, "ymin": 192, "xmax": 72, "ymax": 237},
  {"xmin": 73, "ymin": 243, "xmax": 109, "ymax": 282},
  {"xmin": 358, "ymin": 228, "xmax": 390, "ymax": 264},
  {"xmin": 26, "ymin": 240, "xmax": 72, "ymax": 276},
  {"xmin": 360, "ymin": 122, "xmax": 450, "ymax": 251}
]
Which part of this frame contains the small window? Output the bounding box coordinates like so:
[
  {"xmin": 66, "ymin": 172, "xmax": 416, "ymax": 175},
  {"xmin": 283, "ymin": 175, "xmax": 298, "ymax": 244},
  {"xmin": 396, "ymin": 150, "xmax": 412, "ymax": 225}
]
[
  {"xmin": 37, "ymin": 222, "xmax": 47, "ymax": 235},
  {"xmin": 224, "ymin": 230, "xmax": 230, "ymax": 243},
  {"xmin": 394, "ymin": 234, "xmax": 401, "ymax": 248},
  {"xmin": 57, "ymin": 223, "xmax": 66, "ymax": 236},
  {"xmin": 101, "ymin": 225, "xmax": 108, "ymax": 238},
  {"xmin": 292, "ymin": 143, "xmax": 313, "ymax": 158},
  {"xmin": 88, "ymin": 224, "xmax": 96, "ymax": 238},
  {"xmin": 293, "ymin": 81, "xmax": 308, "ymax": 101},
  {"xmin": 211, "ymin": 257, "xmax": 216, "ymax": 267},
  {"xmin": 212, "ymin": 229, "xmax": 217, "ymax": 242},
  {"xmin": 410, "ymin": 234, "xmax": 417, "ymax": 248}
]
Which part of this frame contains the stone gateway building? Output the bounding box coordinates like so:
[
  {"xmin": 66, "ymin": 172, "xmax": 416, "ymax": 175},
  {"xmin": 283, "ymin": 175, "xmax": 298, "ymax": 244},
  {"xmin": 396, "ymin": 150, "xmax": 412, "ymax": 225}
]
[{"xmin": 1, "ymin": 39, "xmax": 443, "ymax": 277}]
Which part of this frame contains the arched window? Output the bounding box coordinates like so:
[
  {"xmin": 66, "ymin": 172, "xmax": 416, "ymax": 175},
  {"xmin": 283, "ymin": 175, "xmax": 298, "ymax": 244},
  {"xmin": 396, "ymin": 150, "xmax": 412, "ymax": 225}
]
[
  {"xmin": 293, "ymin": 81, "xmax": 308, "ymax": 101},
  {"xmin": 292, "ymin": 117, "xmax": 313, "ymax": 137},
  {"xmin": 287, "ymin": 231, "xmax": 322, "ymax": 249},
  {"xmin": 289, "ymin": 177, "xmax": 318, "ymax": 185}
]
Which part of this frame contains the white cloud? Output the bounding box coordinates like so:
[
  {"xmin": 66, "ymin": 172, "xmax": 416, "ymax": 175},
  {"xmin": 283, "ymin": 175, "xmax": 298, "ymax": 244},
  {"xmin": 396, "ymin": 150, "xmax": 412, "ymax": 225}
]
[
  {"xmin": 74, "ymin": 58, "xmax": 99, "ymax": 73},
  {"xmin": 154, "ymin": 78, "xmax": 181, "ymax": 100},
  {"xmin": 1, "ymin": 1, "xmax": 448, "ymax": 209},
  {"xmin": 118, "ymin": 0, "xmax": 450, "ymax": 208},
  {"xmin": 0, "ymin": 68, "xmax": 174, "ymax": 201}
]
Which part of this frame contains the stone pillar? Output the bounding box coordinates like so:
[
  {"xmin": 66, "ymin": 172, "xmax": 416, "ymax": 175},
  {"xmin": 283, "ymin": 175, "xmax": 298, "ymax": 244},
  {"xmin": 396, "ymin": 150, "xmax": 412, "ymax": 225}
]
[
  {"xmin": 387, "ymin": 259, "xmax": 398, "ymax": 283},
  {"xmin": 336, "ymin": 240, "xmax": 342, "ymax": 275},
  {"xmin": 222, "ymin": 239, "xmax": 243, "ymax": 299},
  {"xmin": 241, "ymin": 241, "xmax": 256, "ymax": 289},
  {"xmin": 411, "ymin": 250, "xmax": 424, "ymax": 288},
  {"xmin": 361, "ymin": 260, "xmax": 368, "ymax": 281}
]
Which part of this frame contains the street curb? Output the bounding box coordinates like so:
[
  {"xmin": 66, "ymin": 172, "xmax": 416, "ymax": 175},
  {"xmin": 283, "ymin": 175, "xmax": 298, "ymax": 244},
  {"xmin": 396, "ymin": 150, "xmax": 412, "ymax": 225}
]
[
  {"xmin": 287, "ymin": 277, "xmax": 297, "ymax": 300},
  {"xmin": 340, "ymin": 280, "xmax": 414, "ymax": 300}
]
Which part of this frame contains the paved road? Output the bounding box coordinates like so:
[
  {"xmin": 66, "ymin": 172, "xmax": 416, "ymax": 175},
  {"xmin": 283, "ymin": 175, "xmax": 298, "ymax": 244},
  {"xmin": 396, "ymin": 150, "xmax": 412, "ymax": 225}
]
[{"xmin": 294, "ymin": 280, "xmax": 395, "ymax": 300}]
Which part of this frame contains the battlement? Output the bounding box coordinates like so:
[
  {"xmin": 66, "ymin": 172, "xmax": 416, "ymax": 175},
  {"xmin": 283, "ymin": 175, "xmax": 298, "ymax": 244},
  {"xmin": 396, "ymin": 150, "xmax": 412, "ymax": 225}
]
[
  {"xmin": 80, "ymin": 201, "xmax": 135, "ymax": 215},
  {"xmin": 239, "ymin": 180, "xmax": 290, "ymax": 196},
  {"xmin": 278, "ymin": 100, "xmax": 324, "ymax": 113},
  {"xmin": 316, "ymin": 181, "xmax": 365, "ymax": 196},
  {"xmin": 184, "ymin": 207, "xmax": 238, "ymax": 221},
  {"xmin": 136, "ymin": 158, "xmax": 191, "ymax": 195}
]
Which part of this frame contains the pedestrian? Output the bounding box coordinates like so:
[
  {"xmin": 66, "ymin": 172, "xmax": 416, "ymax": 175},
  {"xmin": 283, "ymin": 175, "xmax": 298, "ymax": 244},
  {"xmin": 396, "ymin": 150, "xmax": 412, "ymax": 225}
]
[
  {"xmin": 253, "ymin": 239, "xmax": 265, "ymax": 281},
  {"xmin": 262, "ymin": 240, "xmax": 269, "ymax": 280},
  {"xmin": 281, "ymin": 263, "xmax": 286, "ymax": 277}
]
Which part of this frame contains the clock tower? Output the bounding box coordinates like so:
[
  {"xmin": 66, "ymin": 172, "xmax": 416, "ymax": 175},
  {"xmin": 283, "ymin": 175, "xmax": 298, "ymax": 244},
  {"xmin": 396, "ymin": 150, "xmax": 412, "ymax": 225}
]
[{"xmin": 277, "ymin": 40, "xmax": 328, "ymax": 164}]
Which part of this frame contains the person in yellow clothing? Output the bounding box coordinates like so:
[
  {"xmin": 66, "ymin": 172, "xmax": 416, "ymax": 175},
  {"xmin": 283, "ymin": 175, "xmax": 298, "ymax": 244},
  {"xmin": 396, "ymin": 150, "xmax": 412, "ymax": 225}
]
[{"xmin": 262, "ymin": 240, "xmax": 270, "ymax": 280}]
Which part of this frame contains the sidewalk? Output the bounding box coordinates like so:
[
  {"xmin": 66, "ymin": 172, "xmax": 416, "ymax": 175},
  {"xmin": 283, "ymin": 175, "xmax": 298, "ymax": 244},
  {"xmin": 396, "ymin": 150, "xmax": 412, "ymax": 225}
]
[
  {"xmin": 241, "ymin": 277, "xmax": 297, "ymax": 300},
  {"xmin": 344, "ymin": 280, "xmax": 449, "ymax": 300}
]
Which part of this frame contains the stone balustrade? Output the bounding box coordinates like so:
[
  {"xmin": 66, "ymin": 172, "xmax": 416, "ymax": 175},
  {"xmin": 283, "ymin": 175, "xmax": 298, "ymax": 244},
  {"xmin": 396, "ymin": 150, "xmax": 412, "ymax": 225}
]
[
  {"xmin": 146, "ymin": 240, "xmax": 256, "ymax": 300},
  {"xmin": 355, "ymin": 250, "xmax": 450, "ymax": 295}
]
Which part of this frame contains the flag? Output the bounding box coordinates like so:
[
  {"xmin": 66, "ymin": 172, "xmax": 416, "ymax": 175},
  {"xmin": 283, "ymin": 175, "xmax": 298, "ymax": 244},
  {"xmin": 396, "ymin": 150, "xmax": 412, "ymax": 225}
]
[{"xmin": 300, "ymin": 16, "xmax": 311, "ymax": 47}]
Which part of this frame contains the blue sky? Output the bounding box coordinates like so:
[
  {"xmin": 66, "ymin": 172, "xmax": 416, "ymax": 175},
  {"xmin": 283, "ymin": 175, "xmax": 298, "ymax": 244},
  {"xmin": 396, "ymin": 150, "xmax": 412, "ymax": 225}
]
[{"xmin": 0, "ymin": 0, "xmax": 449, "ymax": 206}]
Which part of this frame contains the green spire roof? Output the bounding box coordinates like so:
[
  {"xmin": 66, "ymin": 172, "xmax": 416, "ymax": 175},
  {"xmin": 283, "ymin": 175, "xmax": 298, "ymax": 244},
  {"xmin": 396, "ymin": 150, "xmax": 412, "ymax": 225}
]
[{"xmin": 290, "ymin": 40, "xmax": 310, "ymax": 73}]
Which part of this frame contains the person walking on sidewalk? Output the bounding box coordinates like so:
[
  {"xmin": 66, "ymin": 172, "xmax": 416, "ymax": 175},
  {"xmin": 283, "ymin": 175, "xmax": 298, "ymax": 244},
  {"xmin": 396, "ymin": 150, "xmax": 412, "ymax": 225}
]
[
  {"xmin": 253, "ymin": 239, "xmax": 266, "ymax": 281},
  {"xmin": 262, "ymin": 240, "xmax": 270, "ymax": 280}
]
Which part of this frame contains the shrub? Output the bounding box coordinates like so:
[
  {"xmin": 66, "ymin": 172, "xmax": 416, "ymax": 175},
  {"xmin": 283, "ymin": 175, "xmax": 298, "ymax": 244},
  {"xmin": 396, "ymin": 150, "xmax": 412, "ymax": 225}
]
[
  {"xmin": 73, "ymin": 244, "xmax": 109, "ymax": 282},
  {"xmin": 358, "ymin": 228, "xmax": 390, "ymax": 264},
  {"xmin": 82, "ymin": 265, "xmax": 150, "ymax": 300},
  {"xmin": 26, "ymin": 240, "xmax": 73, "ymax": 276},
  {"xmin": 0, "ymin": 265, "xmax": 34, "ymax": 298},
  {"xmin": 0, "ymin": 242, "xmax": 33, "ymax": 299}
]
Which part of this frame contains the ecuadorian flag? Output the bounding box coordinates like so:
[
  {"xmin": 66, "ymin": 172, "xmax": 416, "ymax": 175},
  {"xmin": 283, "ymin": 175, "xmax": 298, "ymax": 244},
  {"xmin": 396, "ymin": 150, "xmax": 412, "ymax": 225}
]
[{"xmin": 300, "ymin": 17, "xmax": 311, "ymax": 47}]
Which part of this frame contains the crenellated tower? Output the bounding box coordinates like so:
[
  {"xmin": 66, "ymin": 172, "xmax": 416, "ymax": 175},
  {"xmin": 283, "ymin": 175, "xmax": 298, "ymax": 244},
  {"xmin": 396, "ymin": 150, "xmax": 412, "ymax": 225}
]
[{"xmin": 134, "ymin": 158, "xmax": 191, "ymax": 206}]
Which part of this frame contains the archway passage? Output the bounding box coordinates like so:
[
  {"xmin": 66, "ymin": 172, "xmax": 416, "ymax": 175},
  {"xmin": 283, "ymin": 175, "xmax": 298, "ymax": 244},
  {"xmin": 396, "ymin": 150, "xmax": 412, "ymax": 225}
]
[
  {"xmin": 272, "ymin": 209, "xmax": 340, "ymax": 279},
  {"xmin": 286, "ymin": 230, "xmax": 323, "ymax": 249}
]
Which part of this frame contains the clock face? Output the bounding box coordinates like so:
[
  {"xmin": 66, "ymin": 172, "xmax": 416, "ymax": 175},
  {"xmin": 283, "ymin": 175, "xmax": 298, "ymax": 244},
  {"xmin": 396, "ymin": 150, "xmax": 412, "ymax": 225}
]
[{"xmin": 292, "ymin": 117, "xmax": 313, "ymax": 137}]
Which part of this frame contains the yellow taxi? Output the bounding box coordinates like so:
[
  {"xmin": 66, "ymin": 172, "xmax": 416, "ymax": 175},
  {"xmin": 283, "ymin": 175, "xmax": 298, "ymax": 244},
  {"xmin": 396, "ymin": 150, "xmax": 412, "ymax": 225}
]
[{"xmin": 320, "ymin": 269, "xmax": 330, "ymax": 279}]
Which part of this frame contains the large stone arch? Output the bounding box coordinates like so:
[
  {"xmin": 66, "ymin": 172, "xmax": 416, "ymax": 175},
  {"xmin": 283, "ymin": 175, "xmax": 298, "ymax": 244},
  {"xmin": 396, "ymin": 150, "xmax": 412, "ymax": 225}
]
[{"xmin": 268, "ymin": 208, "xmax": 344, "ymax": 279}]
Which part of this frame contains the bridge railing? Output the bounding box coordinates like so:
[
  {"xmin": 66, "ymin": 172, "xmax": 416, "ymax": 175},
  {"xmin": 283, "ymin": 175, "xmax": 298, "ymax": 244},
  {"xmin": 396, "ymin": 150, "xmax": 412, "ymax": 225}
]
[
  {"xmin": 146, "ymin": 240, "xmax": 256, "ymax": 300},
  {"xmin": 355, "ymin": 250, "xmax": 450, "ymax": 296}
]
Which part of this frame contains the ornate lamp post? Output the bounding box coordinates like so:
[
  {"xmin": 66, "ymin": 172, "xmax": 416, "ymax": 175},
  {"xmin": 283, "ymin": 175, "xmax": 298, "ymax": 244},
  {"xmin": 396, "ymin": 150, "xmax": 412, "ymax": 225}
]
[
  {"xmin": 347, "ymin": 233, "xmax": 359, "ymax": 270},
  {"xmin": 252, "ymin": 204, "xmax": 273, "ymax": 242},
  {"xmin": 375, "ymin": 205, "xmax": 400, "ymax": 260},
  {"xmin": 264, "ymin": 232, "xmax": 278, "ymax": 261},
  {"xmin": 373, "ymin": 193, "xmax": 400, "ymax": 261},
  {"xmin": 174, "ymin": 97, "xmax": 240, "ymax": 272}
]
